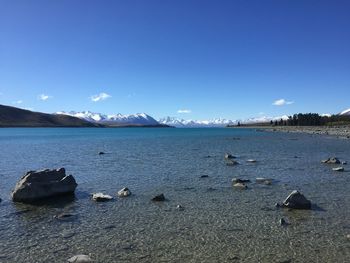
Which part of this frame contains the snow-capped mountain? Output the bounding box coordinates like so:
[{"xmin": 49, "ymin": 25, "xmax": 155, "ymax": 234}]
[
  {"xmin": 56, "ymin": 111, "xmax": 159, "ymax": 126},
  {"xmin": 158, "ymin": 117, "xmax": 237, "ymax": 127},
  {"xmin": 158, "ymin": 115, "xmax": 289, "ymax": 128},
  {"xmin": 339, "ymin": 108, "xmax": 350, "ymax": 116}
]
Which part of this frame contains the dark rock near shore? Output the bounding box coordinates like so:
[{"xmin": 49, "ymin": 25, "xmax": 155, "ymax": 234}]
[
  {"xmin": 11, "ymin": 168, "xmax": 77, "ymax": 203},
  {"xmin": 279, "ymin": 218, "xmax": 290, "ymax": 226},
  {"xmin": 200, "ymin": 175, "xmax": 209, "ymax": 178},
  {"xmin": 322, "ymin": 157, "xmax": 341, "ymax": 164},
  {"xmin": 233, "ymin": 183, "xmax": 248, "ymax": 190},
  {"xmin": 281, "ymin": 190, "xmax": 311, "ymax": 210},
  {"xmin": 98, "ymin": 151, "xmax": 105, "ymax": 155},
  {"xmin": 152, "ymin": 193, "xmax": 165, "ymax": 201}
]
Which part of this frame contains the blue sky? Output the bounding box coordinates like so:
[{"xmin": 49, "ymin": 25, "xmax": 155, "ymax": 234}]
[{"xmin": 0, "ymin": 0, "xmax": 349, "ymax": 120}]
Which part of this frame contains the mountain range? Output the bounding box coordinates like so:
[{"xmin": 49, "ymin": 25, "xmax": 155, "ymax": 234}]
[
  {"xmin": 1, "ymin": 104, "xmax": 349, "ymax": 128},
  {"xmin": 56, "ymin": 111, "xmax": 165, "ymax": 127}
]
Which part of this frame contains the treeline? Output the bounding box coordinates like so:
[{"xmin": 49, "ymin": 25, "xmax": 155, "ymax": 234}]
[{"xmin": 271, "ymin": 113, "xmax": 350, "ymax": 126}]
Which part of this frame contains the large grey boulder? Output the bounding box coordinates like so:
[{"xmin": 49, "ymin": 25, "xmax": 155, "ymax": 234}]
[
  {"xmin": 11, "ymin": 168, "xmax": 77, "ymax": 203},
  {"xmin": 281, "ymin": 190, "xmax": 311, "ymax": 209}
]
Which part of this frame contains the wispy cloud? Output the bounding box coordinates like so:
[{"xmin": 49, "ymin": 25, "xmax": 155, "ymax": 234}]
[
  {"xmin": 13, "ymin": 100, "xmax": 23, "ymax": 104},
  {"xmin": 177, "ymin": 109, "xmax": 191, "ymax": 114},
  {"xmin": 38, "ymin": 94, "xmax": 52, "ymax": 101},
  {"xmin": 90, "ymin": 92, "xmax": 111, "ymax": 102},
  {"xmin": 272, "ymin": 99, "xmax": 294, "ymax": 106}
]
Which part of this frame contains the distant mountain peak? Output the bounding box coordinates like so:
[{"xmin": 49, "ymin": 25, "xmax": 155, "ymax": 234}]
[
  {"xmin": 340, "ymin": 108, "xmax": 350, "ymax": 116},
  {"xmin": 56, "ymin": 111, "xmax": 159, "ymax": 126}
]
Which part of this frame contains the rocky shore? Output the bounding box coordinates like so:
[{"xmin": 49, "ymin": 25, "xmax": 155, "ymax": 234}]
[{"xmin": 255, "ymin": 126, "xmax": 350, "ymax": 139}]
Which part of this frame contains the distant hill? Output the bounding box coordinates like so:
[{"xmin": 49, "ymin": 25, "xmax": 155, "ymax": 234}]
[{"xmin": 0, "ymin": 104, "xmax": 99, "ymax": 127}]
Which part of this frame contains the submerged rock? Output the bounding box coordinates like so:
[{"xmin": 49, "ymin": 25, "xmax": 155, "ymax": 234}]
[
  {"xmin": 117, "ymin": 187, "xmax": 131, "ymax": 197},
  {"xmin": 200, "ymin": 175, "xmax": 209, "ymax": 178},
  {"xmin": 332, "ymin": 167, "xmax": 344, "ymax": 172},
  {"xmin": 11, "ymin": 168, "xmax": 77, "ymax": 203},
  {"xmin": 92, "ymin": 193, "xmax": 113, "ymax": 202},
  {"xmin": 67, "ymin": 254, "xmax": 93, "ymax": 263},
  {"xmin": 281, "ymin": 190, "xmax": 311, "ymax": 210},
  {"xmin": 321, "ymin": 157, "xmax": 340, "ymax": 164},
  {"xmin": 226, "ymin": 159, "xmax": 239, "ymax": 166},
  {"xmin": 233, "ymin": 183, "xmax": 248, "ymax": 190},
  {"xmin": 98, "ymin": 152, "xmax": 105, "ymax": 155},
  {"xmin": 232, "ymin": 178, "xmax": 251, "ymax": 184},
  {"xmin": 256, "ymin": 178, "xmax": 273, "ymax": 185},
  {"xmin": 279, "ymin": 218, "xmax": 290, "ymax": 226},
  {"xmin": 152, "ymin": 193, "xmax": 165, "ymax": 201}
]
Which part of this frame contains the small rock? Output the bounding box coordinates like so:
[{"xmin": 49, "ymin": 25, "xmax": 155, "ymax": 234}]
[
  {"xmin": 92, "ymin": 193, "xmax": 113, "ymax": 202},
  {"xmin": 321, "ymin": 157, "xmax": 340, "ymax": 164},
  {"xmin": 279, "ymin": 218, "xmax": 289, "ymax": 226},
  {"xmin": 152, "ymin": 193, "xmax": 165, "ymax": 201},
  {"xmin": 98, "ymin": 152, "xmax": 105, "ymax": 155},
  {"xmin": 117, "ymin": 187, "xmax": 131, "ymax": 197},
  {"xmin": 281, "ymin": 190, "xmax": 311, "ymax": 210},
  {"xmin": 0, "ymin": 198, "xmax": 2, "ymax": 203},
  {"xmin": 233, "ymin": 183, "xmax": 247, "ymax": 190},
  {"xmin": 275, "ymin": 203, "xmax": 281, "ymax": 208},
  {"xmin": 332, "ymin": 167, "xmax": 344, "ymax": 172},
  {"xmin": 346, "ymin": 234, "xmax": 350, "ymax": 240},
  {"xmin": 246, "ymin": 159, "xmax": 257, "ymax": 163},
  {"xmin": 224, "ymin": 153, "xmax": 236, "ymax": 159},
  {"xmin": 54, "ymin": 213, "xmax": 75, "ymax": 220},
  {"xmin": 67, "ymin": 254, "xmax": 93, "ymax": 263},
  {"xmin": 342, "ymin": 161, "xmax": 347, "ymax": 165},
  {"xmin": 176, "ymin": 204, "xmax": 184, "ymax": 210},
  {"xmin": 226, "ymin": 159, "xmax": 239, "ymax": 166},
  {"xmin": 256, "ymin": 178, "xmax": 273, "ymax": 185},
  {"xmin": 232, "ymin": 178, "xmax": 250, "ymax": 184},
  {"xmin": 200, "ymin": 175, "xmax": 209, "ymax": 178}
]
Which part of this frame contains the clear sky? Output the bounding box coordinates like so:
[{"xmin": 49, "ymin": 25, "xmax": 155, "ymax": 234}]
[{"xmin": 0, "ymin": 0, "xmax": 349, "ymax": 120}]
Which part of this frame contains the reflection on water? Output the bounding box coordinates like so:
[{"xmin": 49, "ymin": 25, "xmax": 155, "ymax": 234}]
[{"xmin": 0, "ymin": 128, "xmax": 349, "ymax": 262}]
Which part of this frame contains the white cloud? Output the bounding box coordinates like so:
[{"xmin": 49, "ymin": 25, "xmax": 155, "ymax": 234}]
[
  {"xmin": 177, "ymin": 109, "xmax": 191, "ymax": 114},
  {"xmin": 13, "ymin": 100, "xmax": 23, "ymax": 104},
  {"xmin": 90, "ymin": 92, "xmax": 111, "ymax": 102},
  {"xmin": 38, "ymin": 94, "xmax": 52, "ymax": 101},
  {"xmin": 272, "ymin": 99, "xmax": 294, "ymax": 106}
]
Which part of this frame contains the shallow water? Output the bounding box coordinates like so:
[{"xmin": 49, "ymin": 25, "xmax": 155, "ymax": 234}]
[{"xmin": 0, "ymin": 128, "xmax": 349, "ymax": 263}]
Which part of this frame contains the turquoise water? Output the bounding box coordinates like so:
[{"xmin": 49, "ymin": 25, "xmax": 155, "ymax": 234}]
[{"xmin": 0, "ymin": 128, "xmax": 349, "ymax": 262}]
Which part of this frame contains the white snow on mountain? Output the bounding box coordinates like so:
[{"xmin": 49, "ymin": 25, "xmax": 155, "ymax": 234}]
[
  {"xmin": 158, "ymin": 115, "xmax": 290, "ymax": 127},
  {"xmin": 339, "ymin": 108, "xmax": 350, "ymax": 116},
  {"xmin": 56, "ymin": 111, "xmax": 159, "ymax": 125}
]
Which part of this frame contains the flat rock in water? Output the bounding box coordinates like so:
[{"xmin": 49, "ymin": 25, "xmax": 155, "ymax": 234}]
[
  {"xmin": 11, "ymin": 168, "xmax": 77, "ymax": 203},
  {"xmin": 282, "ymin": 190, "xmax": 311, "ymax": 210},
  {"xmin": 321, "ymin": 157, "xmax": 340, "ymax": 164},
  {"xmin": 246, "ymin": 159, "xmax": 257, "ymax": 163},
  {"xmin": 233, "ymin": 183, "xmax": 248, "ymax": 190},
  {"xmin": 67, "ymin": 254, "xmax": 93, "ymax": 263},
  {"xmin": 92, "ymin": 193, "xmax": 113, "ymax": 202},
  {"xmin": 117, "ymin": 187, "xmax": 131, "ymax": 197},
  {"xmin": 332, "ymin": 167, "xmax": 344, "ymax": 172},
  {"xmin": 152, "ymin": 193, "xmax": 165, "ymax": 201},
  {"xmin": 256, "ymin": 178, "xmax": 273, "ymax": 185},
  {"xmin": 98, "ymin": 152, "xmax": 105, "ymax": 155}
]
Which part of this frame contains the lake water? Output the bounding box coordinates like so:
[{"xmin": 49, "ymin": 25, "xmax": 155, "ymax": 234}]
[{"xmin": 0, "ymin": 128, "xmax": 349, "ymax": 263}]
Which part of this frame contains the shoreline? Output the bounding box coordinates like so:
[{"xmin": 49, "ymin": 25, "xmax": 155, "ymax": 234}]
[{"xmin": 231, "ymin": 125, "xmax": 350, "ymax": 139}]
